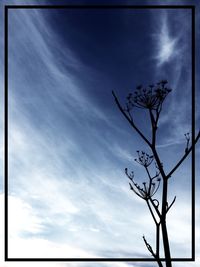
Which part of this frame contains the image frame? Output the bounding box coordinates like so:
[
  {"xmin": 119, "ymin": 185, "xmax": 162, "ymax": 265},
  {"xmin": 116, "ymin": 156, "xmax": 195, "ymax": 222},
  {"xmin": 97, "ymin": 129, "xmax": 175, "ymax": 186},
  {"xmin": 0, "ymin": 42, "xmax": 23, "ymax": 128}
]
[{"xmin": 4, "ymin": 3, "xmax": 196, "ymax": 262}]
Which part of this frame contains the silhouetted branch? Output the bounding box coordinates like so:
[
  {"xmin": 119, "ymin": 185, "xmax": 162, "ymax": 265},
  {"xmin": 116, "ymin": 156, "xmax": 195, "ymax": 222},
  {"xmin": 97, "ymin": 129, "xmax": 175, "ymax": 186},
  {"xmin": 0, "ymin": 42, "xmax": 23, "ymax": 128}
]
[
  {"xmin": 113, "ymin": 80, "xmax": 199, "ymax": 267},
  {"xmin": 166, "ymin": 196, "xmax": 176, "ymax": 213},
  {"xmin": 143, "ymin": 235, "xmax": 156, "ymax": 256},
  {"xmin": 149, "ymin": 197, "xmax": 161, "ymax": 218},
  {"xmin": 156, "ymin": 224, "xmax": 160, "ymax": 258},
  {"xmin": 149, "ymin": 109, "xmax": 157, "ymax": 146},
  {"xmin": 167, "ymin": 130, "xmax": 200, "ymax": 179},
  {"xmin": 126, "ymin": 153, "xmax": 161, "ymax": 201},
  {"xmin": 152, "ymin": 170, "xmax": 161, "ymax": 180},
  {"xmin": 112, "ymin": 90, "xmax": 151, "ymax": 146},
  {"xmin": 184, "ymin": 133, "xmax": 190, "ymax": 153},
  {"xmin": 146, "ymin": 199, "xmax": 158, "ymax": 225},
  {"xmin": 143, "ymin": 235, "xmax": 163, "ymax": 267},
  {"xmin": 151, "ymin": 179, "xmax": 161, "ymax": 197},
  {"xmin": 125, "ymin": 168, "xmax": 147, "ymax": 199}
]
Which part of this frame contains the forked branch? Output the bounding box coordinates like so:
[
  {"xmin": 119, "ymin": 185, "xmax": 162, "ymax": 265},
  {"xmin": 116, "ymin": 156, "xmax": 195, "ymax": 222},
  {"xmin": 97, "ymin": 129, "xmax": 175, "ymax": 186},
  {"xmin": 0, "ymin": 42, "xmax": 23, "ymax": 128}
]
[
  {"xmin": 113, "ymin": 80, "xmax": 199, "ymax": 267},
  {"xmin": 143, "ymin": 235, "xmax": 163, "ymax": 267},
  {"xmin": 166, "ymin": 196, "xmax": 176, "ymax": 213},
  {"xmin": 167, "ymin": 130, "xmax": 200, "ymax": 179}
]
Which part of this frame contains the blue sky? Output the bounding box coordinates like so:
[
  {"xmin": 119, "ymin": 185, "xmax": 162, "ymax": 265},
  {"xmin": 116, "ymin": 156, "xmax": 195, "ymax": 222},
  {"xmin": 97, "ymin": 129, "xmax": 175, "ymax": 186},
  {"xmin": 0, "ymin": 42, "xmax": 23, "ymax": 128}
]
[{"xmin": 1, "ymin": 0, "xmax": 200, "ymax": 266}]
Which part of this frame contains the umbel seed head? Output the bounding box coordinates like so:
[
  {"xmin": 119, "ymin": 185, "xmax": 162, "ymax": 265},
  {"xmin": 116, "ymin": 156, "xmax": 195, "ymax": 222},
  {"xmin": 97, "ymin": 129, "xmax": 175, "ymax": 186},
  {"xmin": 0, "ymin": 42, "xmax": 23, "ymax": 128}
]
[
  {"xmin": 125, "ymin": 80, "xmax": 172, "ymax": 111},
  {"xmin": 135, "ymin": 151, "xmax": 154, "ymax": 167}
]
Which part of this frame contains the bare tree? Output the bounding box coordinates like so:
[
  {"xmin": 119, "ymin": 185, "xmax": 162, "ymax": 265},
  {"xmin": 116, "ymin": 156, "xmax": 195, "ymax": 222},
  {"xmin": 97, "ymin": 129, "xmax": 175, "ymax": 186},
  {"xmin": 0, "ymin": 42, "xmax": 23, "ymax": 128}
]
[{"xmin": 112, "ymin": 80, "xmax": 200, "ymax": 267}]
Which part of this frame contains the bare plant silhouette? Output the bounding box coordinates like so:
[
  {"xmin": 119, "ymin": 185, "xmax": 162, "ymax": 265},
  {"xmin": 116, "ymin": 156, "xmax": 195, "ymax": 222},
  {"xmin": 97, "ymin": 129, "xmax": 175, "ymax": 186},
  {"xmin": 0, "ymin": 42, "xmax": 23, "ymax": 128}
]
[{"xmin": 112, "ymin": 80, "xmax": 200, "ymax": 267}]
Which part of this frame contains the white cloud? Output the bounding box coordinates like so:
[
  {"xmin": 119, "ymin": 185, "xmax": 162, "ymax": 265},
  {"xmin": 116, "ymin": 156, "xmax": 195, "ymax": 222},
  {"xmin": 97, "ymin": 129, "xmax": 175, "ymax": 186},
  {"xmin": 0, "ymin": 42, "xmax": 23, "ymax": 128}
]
[
  {"xmin": 153, "ymin": 12, "xmax": 180, "ymax": 67},
  {"xmin": 8, "ymin": 237, "xmax": 93, "ymax": 259},
  {"xmin": 8, "ymin": 7, "xmax": 109, "ymax": 127},
  {"xmin": 6, "ymin": 114, "xmax": 196, "ymax": 258},
  {"xmin": 1, "ymin": 4, "xmax": 199, "ymax": 265},
  {"xmin": 150, "ymin": 9, "xmax": 193, "ymax": 149},
  {"xmin": 111, "ymin": 144, "xmax": 136, "ymax": 164},
  {"xmin": 8, "ymin": 195, "xmax": 44, "ymax": 237},
  {"xmin": 0, "ymin": 194, "xmax": 132, "ymax": 265}
]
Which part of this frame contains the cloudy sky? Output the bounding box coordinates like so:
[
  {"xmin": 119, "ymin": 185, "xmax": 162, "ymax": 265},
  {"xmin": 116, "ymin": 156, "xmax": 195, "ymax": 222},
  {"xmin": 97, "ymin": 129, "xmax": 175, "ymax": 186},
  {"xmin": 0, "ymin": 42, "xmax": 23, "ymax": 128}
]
[{"xmin": 1, "ymin": 0, "xmax": 200, "ymax": 266}]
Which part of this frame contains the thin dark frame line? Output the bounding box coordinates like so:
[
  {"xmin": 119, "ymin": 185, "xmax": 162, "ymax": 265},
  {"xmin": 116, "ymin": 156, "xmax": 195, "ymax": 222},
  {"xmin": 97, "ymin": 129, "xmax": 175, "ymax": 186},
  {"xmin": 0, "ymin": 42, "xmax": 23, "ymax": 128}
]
[
  {"xmin": 4, "ymin": 5, "xmax": 8, "ymax": 262},
  {"xmin": 4, "ymin": 4, "xmax": 195, "ymax": 262},
  {"xmin": 191, "ymin": 5, "xmax": 196, "ymax": 261},
  {"xmin": 5, "ymin": 258, "xmax": 194, "ymax": 262},
  {"xmin": 4, "ymin": 4, "xmax": 195, "ymax": 9}
]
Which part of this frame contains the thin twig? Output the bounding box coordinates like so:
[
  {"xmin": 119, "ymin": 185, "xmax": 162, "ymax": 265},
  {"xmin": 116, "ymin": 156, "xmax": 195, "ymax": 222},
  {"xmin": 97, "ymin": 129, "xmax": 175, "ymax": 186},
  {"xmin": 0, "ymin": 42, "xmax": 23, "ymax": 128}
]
[
  {"xmin": 149, "ymin": 197, "xmax": 161, "ymax": 218},
  {"xmin": 112, "ymin": 91, "xmax": 151, "ymax": 146},
  {"xmin": 167, "ymin": 130, "xmax": 200, "ymax": 179},
  {"xmin": 166, "ymin": 196, "xmax": 176, "ymax": 213},
  {"xmin": 146, "ymin": 199, "xmax": 158, "ymax": 225},
  {"xmin": 143, "ymin": 235, "xmax": 163, "ymax": 267}
]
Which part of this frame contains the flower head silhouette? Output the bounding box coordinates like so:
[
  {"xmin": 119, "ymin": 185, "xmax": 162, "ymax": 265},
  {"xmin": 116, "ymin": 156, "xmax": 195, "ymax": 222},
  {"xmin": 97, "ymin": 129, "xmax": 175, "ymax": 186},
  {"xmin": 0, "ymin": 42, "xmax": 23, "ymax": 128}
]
[
  {"xmin": 125, "ymin": 80, "xmax": 172, "ymax": 112},
  {"xmin": 125, "ymin": 168, "xmax": 161, "ymax": 200}
]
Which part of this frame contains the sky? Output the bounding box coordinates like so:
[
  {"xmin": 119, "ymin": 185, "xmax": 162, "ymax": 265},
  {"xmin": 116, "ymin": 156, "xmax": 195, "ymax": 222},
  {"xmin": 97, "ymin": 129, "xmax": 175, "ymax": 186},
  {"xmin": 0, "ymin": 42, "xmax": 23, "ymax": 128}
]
[{"xmin": 1, "ymin": 0, "xmax": 200, "ymax": 266}]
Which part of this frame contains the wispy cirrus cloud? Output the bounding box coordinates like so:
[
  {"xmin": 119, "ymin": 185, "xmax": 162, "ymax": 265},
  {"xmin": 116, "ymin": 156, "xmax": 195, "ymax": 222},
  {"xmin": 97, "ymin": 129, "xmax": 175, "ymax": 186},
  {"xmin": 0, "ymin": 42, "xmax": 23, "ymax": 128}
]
[
  {"xmin": 2, "ymin": 3, "xmax": 198, "ymax": 264},
  {"xmin": 153, "ymin": 12, "xmax": 179, "ymax": 67},
  {"xmin": 149, "ymin": 9, "xmax": 194, "ymax": 152}
]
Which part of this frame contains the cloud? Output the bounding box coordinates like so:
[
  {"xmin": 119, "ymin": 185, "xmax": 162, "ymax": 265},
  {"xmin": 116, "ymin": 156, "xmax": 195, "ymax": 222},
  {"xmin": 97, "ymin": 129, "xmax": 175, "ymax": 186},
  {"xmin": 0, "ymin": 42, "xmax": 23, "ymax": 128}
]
[
  {"xmin": 8, "ymin": 195, "xmax": 45, "ymax": 237},
  {"xmin": 151, "ymin": 9, "xmax": 191, "ymax": 94},
  {"xmin": 8, "ymin": 237, "xmax": 92, "ymax": 259},
  {"xmin": 111, "ymin": 144, "xmax": 137, "ymax": 163},
  {"xmin": 7, "ymin": 114, "xmax": 148, "ymax": 257},
  {"xmin": 153, "ymin": 12, "xmax": 180, "ymax": 67},
  {"xmin": 2, "ymin": 4, "xmax": 199, "ymax": 264},
  {"xmin": 8, "ymin": 7, "xmax": 110, "ymax": 126},
  {"xmin": 6, "ymin": 8, "xmax": 148, "ymax": 259},
  {"xmin": 156, "ymin": 29, "xmax": 178, "ymax": 65},
  {"xmin": 149, "ymin": 9, "xmax": 194, "ymax": 151}
]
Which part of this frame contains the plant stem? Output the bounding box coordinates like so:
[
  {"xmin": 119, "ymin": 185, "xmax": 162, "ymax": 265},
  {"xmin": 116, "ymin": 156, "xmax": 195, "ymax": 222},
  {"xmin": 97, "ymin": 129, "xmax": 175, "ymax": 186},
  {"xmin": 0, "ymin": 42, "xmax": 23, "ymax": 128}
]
[
  {"xmin": 152, "ymin": 148, "xmax": 172, "ymax": 267},
  {"xmin": 156, "ymin": 223, "xmax": 160, "ymax": 258},
  {"xmin": 161, "ymin": 178, "xmax": 172, "ymax": 267}
]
